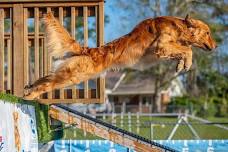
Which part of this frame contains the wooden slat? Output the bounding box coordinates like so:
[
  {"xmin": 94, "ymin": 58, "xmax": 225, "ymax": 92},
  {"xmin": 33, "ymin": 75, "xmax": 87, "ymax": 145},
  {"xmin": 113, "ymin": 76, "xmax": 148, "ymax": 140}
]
[
  {"xmin": 34, "ymin": 7, "xmax": 40, "ymax": 98},
  {"xmin": 95, "ymin": 6, "xmax": 99, "ymax": 98},
  {"xmin": 4, "ymin": 32, "xmax": 45, "ymax": 39},
  {"xmin": 18, "ymin": 6, "xmax": 94, "ymax": 19},
  {"xmin": 12, "ymin": 4, "xmax": 24, "ymax": 96},
  {"xmin": 23, "ymin": 8, "xmax": 29, "ymax": 87},
  {"xmin": 0, "ymin": 9, "xmax": 4, "ymax": 92},
  {"xmin": 88, "ymin": 7, "xmax": 95, "ymax": 16},
  {"xmin": 97, "ymin": 2, "xmax": 105, "ymax": 103},
  {"xmin": 58, "ymin": 7, "xmax": 63, "ymax": 25},
  {"xmin": 71, "ymin": 7, "xmax": 76, "ymax": 39},
  {"xmin": 39, "ymin": 38, "xmax": 46, "ymax": 98},
  {"xmin": 0, "ymin": 4, "xmax": 13, "ymax": 8},
  {"xmin": 83, "ymin": 6, "xmax": 89, "ymax": 98},
  {"xmin": 34, "ymin": 7, "xmax": 39, "ymax": 80},
  {"xmin": 83, "ymin": 6, "xmax": 88, "ymax": 47},
  {"xmin": 24, "ymin": 3, "xmax": 99, "ymax": 8},
  {"xmin": 43, "ymin": 37, "xmax": 48, "ymax": 75},
  {"xmin": 7, "ymin": 39, "xmax": 11, "ymax": 91},
  {"xmin": 97, "ymin": 3, "xmax": 104, "ymax": 46},
  {"xmin": 95, "ymin": 79, "xmax": 98, "ymax": 98},
  {"xmin": 47, "ymin": 7, "xmax": 53, "ymax": 99},
  {"xmin": 40, "ymin": 38, "xmax": 44, "ymax": 77},
  {"xmin": 58, "ymin": 6, "xmax": 64, "ymax": 99},
  {"xmin": 42, "ymin": 37, "xmax": 48, "ymax": 99},
  {"xmin": 39, "ymin": 98, "xmax": 100, "ymax": 105},
  {"xmin": 4, "ymin": 8, "xmax": 10, "ymax": 19},
  {"xmin": 7, "ymin": 8, "xmax": 12, "ymax": 92},
  {"xmin": 71, "ymin": 7, "xmax": 76, "ymax": 99}
]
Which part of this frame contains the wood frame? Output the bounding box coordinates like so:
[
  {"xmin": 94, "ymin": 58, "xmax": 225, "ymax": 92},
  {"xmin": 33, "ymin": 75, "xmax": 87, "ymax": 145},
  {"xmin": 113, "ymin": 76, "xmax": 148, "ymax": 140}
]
[{"xmin": 0, "ymin": 0, "xmax": 105, "ymax": 104}]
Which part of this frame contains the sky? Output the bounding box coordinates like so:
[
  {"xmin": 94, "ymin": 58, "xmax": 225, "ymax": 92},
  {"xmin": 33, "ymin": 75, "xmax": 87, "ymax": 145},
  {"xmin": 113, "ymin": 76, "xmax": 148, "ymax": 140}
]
[
  {"xmin": 104, "ymin": 1, "xmax": 228, "ymax": 59},
  {"xmin": 104, "ymin": 0, "xmax": 168, "ymax": 43}
]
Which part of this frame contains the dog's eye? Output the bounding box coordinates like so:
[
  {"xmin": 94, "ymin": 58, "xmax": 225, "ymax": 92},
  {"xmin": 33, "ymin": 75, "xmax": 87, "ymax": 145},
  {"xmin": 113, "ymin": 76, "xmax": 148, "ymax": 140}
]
[{"xmin": 206, "ymin": 32, "xmax": 209, "ymax": 35}]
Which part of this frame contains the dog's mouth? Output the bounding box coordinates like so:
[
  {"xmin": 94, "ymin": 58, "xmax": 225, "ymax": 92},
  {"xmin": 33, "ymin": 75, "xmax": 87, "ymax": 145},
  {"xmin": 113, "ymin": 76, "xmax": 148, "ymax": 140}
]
[{"xmin": 203, "ymin": 43, "xmax": 213, "ymax": 51}]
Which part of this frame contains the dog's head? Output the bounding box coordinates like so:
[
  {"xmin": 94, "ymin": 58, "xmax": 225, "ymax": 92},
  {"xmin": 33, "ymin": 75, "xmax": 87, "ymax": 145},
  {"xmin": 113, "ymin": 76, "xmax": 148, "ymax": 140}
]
[{"xmin": 185, "ymin": 15, "xmax": 217, "ymax": 51}]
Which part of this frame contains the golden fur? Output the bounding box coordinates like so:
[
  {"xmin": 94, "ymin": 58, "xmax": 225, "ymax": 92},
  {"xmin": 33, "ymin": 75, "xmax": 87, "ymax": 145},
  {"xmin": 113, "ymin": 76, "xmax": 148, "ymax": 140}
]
[
  {"xmin": 43, "ymin": 13, "xmax": 81, "ymax": 58},
  {"xmin": 23, "ymin": 13, "xmax": 216, "ymax": 100}
]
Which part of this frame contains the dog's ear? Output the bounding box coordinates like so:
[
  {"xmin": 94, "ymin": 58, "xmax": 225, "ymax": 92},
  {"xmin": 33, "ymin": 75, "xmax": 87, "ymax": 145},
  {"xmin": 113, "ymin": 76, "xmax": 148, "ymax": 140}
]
[{"xmin": 185, "ymin": 14, "xmax": 195, "ymax": 28}]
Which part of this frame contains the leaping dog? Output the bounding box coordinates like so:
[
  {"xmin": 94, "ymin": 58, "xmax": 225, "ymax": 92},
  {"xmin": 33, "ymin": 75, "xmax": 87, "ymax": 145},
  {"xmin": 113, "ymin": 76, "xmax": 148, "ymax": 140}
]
[{"xmin": 23, "ymin": 13, "xmax": 217, "ymax": 100}]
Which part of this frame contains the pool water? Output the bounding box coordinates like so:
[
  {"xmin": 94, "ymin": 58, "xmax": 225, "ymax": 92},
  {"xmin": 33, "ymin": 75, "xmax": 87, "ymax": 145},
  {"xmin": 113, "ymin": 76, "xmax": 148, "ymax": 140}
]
[{"xmin": 52, "ymin": 140, "xmax": 228, "ymax": 152}]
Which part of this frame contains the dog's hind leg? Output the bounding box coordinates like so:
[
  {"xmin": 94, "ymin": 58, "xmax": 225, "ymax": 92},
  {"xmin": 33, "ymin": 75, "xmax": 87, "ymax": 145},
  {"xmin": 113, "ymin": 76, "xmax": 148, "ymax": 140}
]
[
  {"xmin": 23, "ymin": 72, "xmax": 93, "ymax": 100},
  {"xmin": 23, "ymin": 56, "xmax": 96, "ymax": 100}
]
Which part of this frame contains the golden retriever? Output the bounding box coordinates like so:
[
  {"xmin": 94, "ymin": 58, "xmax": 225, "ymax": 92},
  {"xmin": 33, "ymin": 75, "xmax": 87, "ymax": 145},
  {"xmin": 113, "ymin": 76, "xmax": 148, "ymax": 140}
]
[{"xmin": 23, "ymin": 13, "xmax": 216, "ymax": 100}]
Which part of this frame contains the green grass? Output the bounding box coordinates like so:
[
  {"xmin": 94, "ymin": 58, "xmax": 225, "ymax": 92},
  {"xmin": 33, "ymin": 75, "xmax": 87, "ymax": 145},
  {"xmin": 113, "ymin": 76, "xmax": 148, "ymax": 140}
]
[
  {"xmin": 207, "ymin": 117, "xmax": 228, "ymax": 127},
  {"xmin": 61, "ymin": 115, "xmax": 228, "ymax": 140},
  {"xmin": 189, "ymin": 117, "xmax": 228, "ymax": 139}
]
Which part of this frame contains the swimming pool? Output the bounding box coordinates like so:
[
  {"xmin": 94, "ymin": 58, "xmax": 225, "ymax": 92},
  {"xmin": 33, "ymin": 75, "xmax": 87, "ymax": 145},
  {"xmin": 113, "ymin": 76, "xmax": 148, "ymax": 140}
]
[{"xmin": 52, "ymin": 140, "xmax": 228, "ymax": 152}]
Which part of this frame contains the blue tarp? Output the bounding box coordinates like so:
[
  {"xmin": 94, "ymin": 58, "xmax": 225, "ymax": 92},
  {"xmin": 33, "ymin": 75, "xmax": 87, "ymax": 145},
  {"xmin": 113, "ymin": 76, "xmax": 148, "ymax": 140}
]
[{"xmin": 52, "ymin": 140, "xmax": 228, "ymax": 152}]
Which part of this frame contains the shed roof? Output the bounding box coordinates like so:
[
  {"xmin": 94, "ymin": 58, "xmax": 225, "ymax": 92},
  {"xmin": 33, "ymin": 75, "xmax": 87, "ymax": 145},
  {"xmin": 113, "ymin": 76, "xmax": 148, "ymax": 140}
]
[
  {"xmin": 106, "ymin": 71, "xmax": 156, "ymax": 95},
  {"xmin": 105, "ymin": 71, "xmax": 123, "ymax": 90}
]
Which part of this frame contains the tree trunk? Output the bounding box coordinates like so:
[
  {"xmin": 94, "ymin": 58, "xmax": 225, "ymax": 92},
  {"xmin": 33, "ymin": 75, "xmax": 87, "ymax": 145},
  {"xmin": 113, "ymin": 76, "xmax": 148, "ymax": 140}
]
[
  {"xmin": 152, "ymin": 78, "xmax": 161, "ymax": 113},
  {"xmin": 152, "ymin": 92, "xmax": 161, "ymax": 113}
]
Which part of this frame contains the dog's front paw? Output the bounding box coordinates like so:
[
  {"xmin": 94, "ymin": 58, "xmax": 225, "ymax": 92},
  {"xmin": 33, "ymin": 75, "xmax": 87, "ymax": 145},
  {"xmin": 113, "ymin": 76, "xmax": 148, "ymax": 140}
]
[
  {"xmin": 23, "ymin": 92, "xmax": 36, "ymax": 101},
  {"xmin": 24, "ymin": 84, "xmax": 33, "ymax": 90},
  {"xmin": 176, "ymin": 60, "xmax": 184, "ymax": 73},
  {"xmin": 184, "ymin": 57, "xmax": 192, "ymax": 72}
]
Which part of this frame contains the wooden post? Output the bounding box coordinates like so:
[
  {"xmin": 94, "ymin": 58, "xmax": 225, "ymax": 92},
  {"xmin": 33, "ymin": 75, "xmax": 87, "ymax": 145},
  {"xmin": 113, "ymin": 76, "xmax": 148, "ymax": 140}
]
[
  {"xmin": 83, "ymin": 6, "xmax": 89, "ymax": 99},
  {"xmin": 34, "ymin": 7, "xmax": 39, "ymax": 81},
  {"xmin": 58, "ymin": 7, "xmax": 64, "ymax": 99},
  {"xmin": 23, "ymin": 8, "xmax": 29, "ymax": 87},
  {"xmin": 0, "ymin": 9, "xmax": 4, "ymax": 92},
  {"xmin": 47, "ymin": 7, "xmax": 53, "ymax": 99},
  {"xmin": 7, "ymin": 39, "xmax": 11, "ymax": 91},
  {"xmin": 71, "ymin": 6, "xmax": 76, "ymax": 99},
  {"xmin": 40, "ymin": 38, "xmax": 44, "ymax": 77},
  {"xmin": 34, "ymin": 7, "xmax": 40, "ymax": 98},
  {"xmin": 97, "ymin": 2, "xmax": 105, "ymax": 103},
  {"xmin": 12, "ymin": 4, "xmax": 24, "ymax": 96}
]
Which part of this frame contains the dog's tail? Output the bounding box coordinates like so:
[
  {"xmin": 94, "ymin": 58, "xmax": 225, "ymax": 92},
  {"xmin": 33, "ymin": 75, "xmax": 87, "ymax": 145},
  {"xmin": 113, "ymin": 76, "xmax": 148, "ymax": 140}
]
[{"xmin": 43, "ymin": 12, "xmax": 82, "ymax": 58}]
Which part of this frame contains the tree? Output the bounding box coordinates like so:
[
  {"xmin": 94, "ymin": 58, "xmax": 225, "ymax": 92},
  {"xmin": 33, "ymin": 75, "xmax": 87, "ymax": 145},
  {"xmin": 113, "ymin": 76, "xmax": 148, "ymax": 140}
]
[
  {"xmin": 113, "ymin": 0, "xmax": 177, "ymax": 112},
  {"xmin": 167, "ymin": 0, "xmax": 228, "ymax": 99},
  {"xmin": 111, "ymin": 0, "xmax": 228, "ymax": 112}
]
